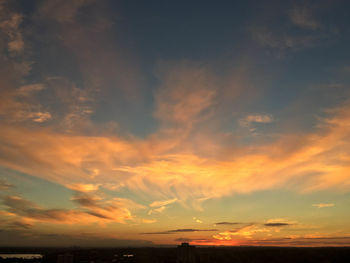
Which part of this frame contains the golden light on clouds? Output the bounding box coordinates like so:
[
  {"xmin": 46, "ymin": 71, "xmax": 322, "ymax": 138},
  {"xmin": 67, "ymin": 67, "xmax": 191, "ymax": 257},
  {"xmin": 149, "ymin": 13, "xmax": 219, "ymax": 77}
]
[{"xmin": 1, "ymin": 0, "xmax": 350, "ymax": 247}]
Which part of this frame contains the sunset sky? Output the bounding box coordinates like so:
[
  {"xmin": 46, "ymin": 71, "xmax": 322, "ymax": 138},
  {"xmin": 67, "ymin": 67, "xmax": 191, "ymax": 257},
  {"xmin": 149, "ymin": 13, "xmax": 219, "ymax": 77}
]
[{"xmin": 1, "ymin": 0, "xmax": 350, "ymax": 247}]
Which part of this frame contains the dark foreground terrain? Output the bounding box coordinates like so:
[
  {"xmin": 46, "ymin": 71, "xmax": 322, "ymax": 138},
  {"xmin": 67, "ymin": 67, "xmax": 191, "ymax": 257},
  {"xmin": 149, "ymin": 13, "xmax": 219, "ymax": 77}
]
[{"xmin": 1, "ymin": 246, "xmax": 350, "ymax": 263}]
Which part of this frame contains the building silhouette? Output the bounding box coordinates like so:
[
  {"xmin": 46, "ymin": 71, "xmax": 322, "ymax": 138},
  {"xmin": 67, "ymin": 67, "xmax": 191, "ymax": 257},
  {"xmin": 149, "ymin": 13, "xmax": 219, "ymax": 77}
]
[
  {"xmin": 57, "ymin": 253, "xmax": 74, "ymax": 263},
  {"xmin": 177, "ymin": 243, "xmax": 196, "ymax": 263}
]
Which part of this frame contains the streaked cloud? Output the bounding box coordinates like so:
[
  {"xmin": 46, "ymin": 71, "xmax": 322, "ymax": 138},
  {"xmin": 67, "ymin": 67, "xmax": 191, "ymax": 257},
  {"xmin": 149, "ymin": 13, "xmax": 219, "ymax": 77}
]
[
  {"xmin": 70, "ymin": 191, "xmax": 145, "ymax": 221},
  {"xmin": 148, "ymin": 206, "xmax": 167, "ymax": 215},
  {"xmin": 0, "ymin": 179, "xmax": 13, "ymax": 190},
  {"xmin": 0, "ymin": 0, "xmax": 349, "ymax": 247},
  {"xmin": 266, "ymin": 218, "xmax": 296, "ymax": 225},
  {"xmin": 289, "ymin": 6, "xmax": 320, "ymax": 30},
  {"xmin": 1, "ymin": 100, "xmax": 350, "ymax": 206},
  {"xmin": 141, "ymin": 218, "xmax": 157, "ymax": 224},
  {"xmin": 212, "ymin": 224, "xmax": 269, "ymax": 240},
  {"xmin": 148, "ymin": 198, "xmax": 177, "ymax": 215},
  {"xmin": 17, "ymin": 84, "xmax": 45, "ymax": 95},
  {"xmin": 38, "ymin": 0, "xmax": 94, "ymax": 24},
  {"xmin": 154, "ymin": 61, "xmax": 217, "ymax": 128},
  {"xmin": 27, "ymin": 112, "xmax": 52, "ymax": 123},
  {"xmin": 212, "ymin": 219, "xmax": 294, "ymax": 241},
  {"xmin": 2, "ymin": 193, "xmax": 143, "ymax": 225},
  {"xmin": 251, "ymin": 4, "xmax": 337, "ymax": 56},
  {"xmin": 264, "ymin": 222, "xmax": 291, "ymax": 227},
  {"xmin": 0, "ymin": 83, "xmax": 52, "ymax": 124},
  {"xmin": 247, "ymin": 235, "xmax": 350, "ymax": 247},
  {"xmin": 312, "ymin": 203, "xmax": 335, "ymax": 208},
  {"xmin": 141, "ymin": 228, "xmax": 218, "ymax": 235},
  {"xmin": 215, "ymin": 220, "xmax": 292, "ymax": 228},
  {"xmin": 12, "ymin": 220, "xmax": 34, "ymax": 229},
  {"xmin": 239, "ymin": 114, "xmax": 274, "ymax": 127},
  {"xmin": 215, "ymin": 222, "xmax": 243, "ymax": 226},
  {"xmin": 69, "ymin": 183, "xmax": 100, "ymax": 193},
  {"xmin": 0, "ymin": 5, "xmax": 24, "ymax": 54},
  {"xmin": 251, "ymin": 27, "xmax": 321, "ymax": 54},
  {"xmin": 149, "ymin": 198, "xmax": 178, "ymax": 208},
  {"xmin": 3, "ymin": 195, "xmax": 90, "ymax": 224}
]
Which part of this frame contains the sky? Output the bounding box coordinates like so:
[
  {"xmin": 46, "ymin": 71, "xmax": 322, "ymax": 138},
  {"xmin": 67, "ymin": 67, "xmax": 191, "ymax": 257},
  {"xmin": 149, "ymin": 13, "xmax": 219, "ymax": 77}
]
[{"xmin": 1, "ymin": 0, "xmax": 350, "ymax": 247}]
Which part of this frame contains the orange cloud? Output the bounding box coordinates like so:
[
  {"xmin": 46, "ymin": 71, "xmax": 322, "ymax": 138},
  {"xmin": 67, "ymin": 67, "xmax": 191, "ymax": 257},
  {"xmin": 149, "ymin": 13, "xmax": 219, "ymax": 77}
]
[
  {"xmin": 69, "ymin": 183, "xmax": 100, "ymax": 192},
  {"xmin": 1, "ymin": 193, "xmax": 145, "ymax": 227},
  {"xmin": 0, "ymin": 100, "xmax": 350, "ymax": 207},
  {"xmin": 149, "ymin": 198, "xmax": 178, "ymax": 208},
  {"xmin": 312, "ymin": 203, "xmax": 335, "ymax": 208},
  {"xmin": 213, "ymin": 225, "xmax": 270, "ymax": 240},
  {"xmin": 0, "ymin": 7, "xmax": 24, "ymax": 54},
  {"xmin": 154, "ymin": 62, "xmax": 217, "ymax": 127},
  {"xmin": 239, "ymin": 113, "xmax": 274, "ymax": 127},
  {"xmin": 1, "ymin": 17, "xmax": 350, "ymax": 211}
]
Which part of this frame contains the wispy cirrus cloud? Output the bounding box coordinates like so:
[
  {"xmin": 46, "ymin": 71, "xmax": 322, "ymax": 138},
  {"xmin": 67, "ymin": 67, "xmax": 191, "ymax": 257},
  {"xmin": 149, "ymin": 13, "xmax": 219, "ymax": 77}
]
[
  {"xmin": 265, "ymin": 218, "xmax": 296, "ymax": 226},
  {"xmin": 215, "ymin": 220, "xmax": 293, "ymax": 228},
  {"xmin": 289, "ymin": 6, "xmax": 320, "ymax": 30},
  {"xmin": 0, "ymin": 1, "xmax": 349, "ymax": 247},
  {"xmin": 0, "ymin": 2, "xmax": 24, "ymax": 54},
  {"xmin": 264, "ymin": 222, "xmax": 291, "ymax": 227},
  {"xmin": 1, "ymin": 192, "xmax": 144, "ymax": 226},
  {"xmin": 0, "ymin": 82, "xmax": 51, "ymax": 124},
  {"xmin": 69, "ymin": 183, "xmax": 100, "ymax": 193},
  {"xmin": 3, "ymin": 195, "xmax": 90, "ymax": 224},
  {"xmin": 70, "ymin": 191, "xmax": 145, "ymax": 221},
  {"xmin": 148, "ymin": 198, "xmax": 177, "ymax": 215},
  {"xmin": 0, "ymin": 0, "xmax": 348, "ymax": 207},
  {"xmin": 247, "ymin": 235, "xmax": 350, "ymax": 247},
  {"xmin": 10, "ymin": 220, "xmax": 34, "ymax": 230},
  {"xmin": 239, "ymin": 114, "xmax": 274, "ymax": 128},
  {"xmin": 1, "ymin": 99, "xmax": 350, "ymax": 206},
  {"xmin": 149, "ymin": 198, "xmax": 178, "ymax": 208},
  {"xmin": 0, "ymin": 0, "xmax": 140, "ymax": 132},
  {"xmin": 251, "ymin": 4, "xmax": 337, "ymax": 56},
  {"xmin": 154, "ymin": 61, "xmax": 217, "ymax": 130},
  {"xmin": 251, "ymin": 26, "xmax": 322, "ymax": 54},
  {"xmin": 0, "ymin": 179, "xmax": 13, "ymax": 191},
  {"xmin": 214, "ymin": 222, "xmax": 247, "ymax": 226},
  {"xmin": 38, "ymin": 0, "xmax": 93, "ymax": 24},
  {"xmin": 211, "ymin": 219, "xmax": 293, "ymax": 241},
  {"xmin": 148, "ymin": 206, "xmax": 167, "ymax": 215},
  {"xmin": 141, "ymin": 228, "xmax": 218, "ymax": 235},
  {"xmin": 312, "ymin": 203, "xmax": 335, "ymax": 208}
]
